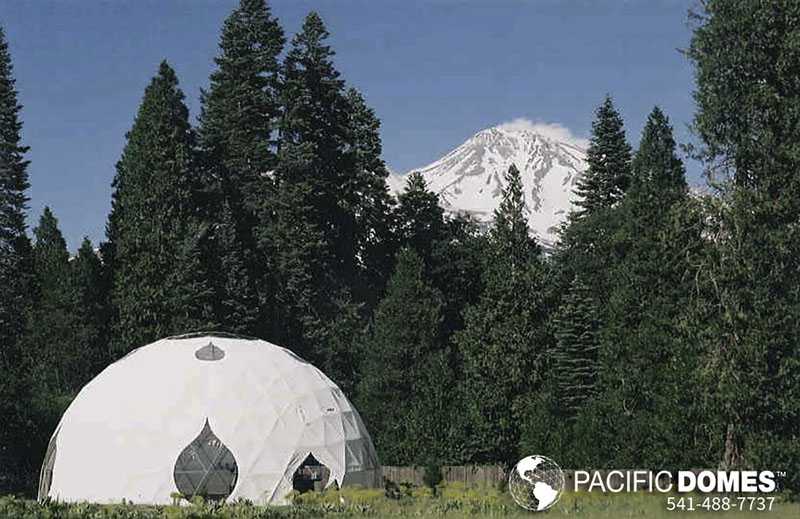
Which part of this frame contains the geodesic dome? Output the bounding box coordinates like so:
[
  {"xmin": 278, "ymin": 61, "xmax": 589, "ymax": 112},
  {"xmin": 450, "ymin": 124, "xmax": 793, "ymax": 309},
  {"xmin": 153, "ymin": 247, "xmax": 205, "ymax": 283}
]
[{"xmin": 38, "ymin": 333, "xmax": 381, "ymax": 504}]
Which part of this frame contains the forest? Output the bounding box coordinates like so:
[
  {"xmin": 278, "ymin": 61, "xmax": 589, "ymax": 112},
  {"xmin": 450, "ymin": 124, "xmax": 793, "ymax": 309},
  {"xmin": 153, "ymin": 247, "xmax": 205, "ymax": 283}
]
[{"xmin": 1, "ymin": 0, "xmax": 798, "ymax": 497}]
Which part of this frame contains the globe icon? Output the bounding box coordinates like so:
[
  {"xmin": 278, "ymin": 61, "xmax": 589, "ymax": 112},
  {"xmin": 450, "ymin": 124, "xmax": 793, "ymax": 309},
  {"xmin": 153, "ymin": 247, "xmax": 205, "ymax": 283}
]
[{"xmin": 508, "ymin": 455, "xmax": 565, "ymax": 511}]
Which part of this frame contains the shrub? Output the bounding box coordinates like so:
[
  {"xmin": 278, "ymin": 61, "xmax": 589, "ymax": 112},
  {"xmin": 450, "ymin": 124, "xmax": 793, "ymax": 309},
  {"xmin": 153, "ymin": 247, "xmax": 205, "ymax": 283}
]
[{"xmin": 421, "ymin": 463, "xmax": 443, "ymax": 496}]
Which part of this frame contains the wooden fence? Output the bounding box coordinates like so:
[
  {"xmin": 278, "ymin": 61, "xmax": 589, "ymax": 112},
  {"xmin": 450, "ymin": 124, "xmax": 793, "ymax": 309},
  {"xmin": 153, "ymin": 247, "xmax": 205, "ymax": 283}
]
[{"xmin": 381, "ymin": 465, "xmax": 505, "ymax": 486}]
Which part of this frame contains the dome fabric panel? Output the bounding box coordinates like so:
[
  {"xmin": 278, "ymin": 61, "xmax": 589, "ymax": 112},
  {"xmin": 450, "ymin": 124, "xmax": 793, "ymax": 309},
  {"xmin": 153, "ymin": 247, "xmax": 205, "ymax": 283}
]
[{"xmin": 39, "ymin": 335, "xmax": 381, "ymax": 504}]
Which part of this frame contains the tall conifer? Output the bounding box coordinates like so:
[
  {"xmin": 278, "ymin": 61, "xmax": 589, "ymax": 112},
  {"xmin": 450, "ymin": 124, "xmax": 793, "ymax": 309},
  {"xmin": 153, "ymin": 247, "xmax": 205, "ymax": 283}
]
[
  {"xmin": 25, "ymin": 208, "xmax": 80, "ymax": 392},
  {"xmin": 267, "ymin": 12, "xmax": 389, "ymax": 388},
  {"xmin": 594, "ymin": 107, "xmax": 705, "ymax": 468},
  {"xmin": 394, "ymin": 172, "xmax": 446, "ymax": 265},
  {"xmin": 71, "ymin": 237, "xmax": 110, "ymax": 384},
  {"xmin": 551, "ymin": 276, "xmax": 600, "ymax": 419},
  {"xmin": 0, "ymin": 26, "xmax": 35, "ymax": 492},
  {"xmin": 356, "ymin": 248, "xmax": 451, "ymax": 464},
  {"xmin": 574, "ymin": 96, "xmax": 632, "ymax": 216},
  {"xmin": 198, "ymin": 0, "xmax": 285, "ymax": 336},
  {"xmin": 630, "ymin": 106, "xmax": 687, "ymax": 200},
  {"xmin": 456, "ymin": 164, "xmax": 547, "ymax": 464},
  {"xmin": 276, "ymin": 12, "xmax": 355, "ymax": 286},
  {"xmin": 108, "ymin": 62, "xmax": 212, "ymax": 357},
  {"xmin": 0, "ymin": 25, "xmax": 31, "ymax": 362},
  {"xmin": 343, "ymin": 87, "xmax": 394, "ymax": 307},
  {"xmin": 688, "ymin": 0, "xmax": 800, "ymax": 487}
]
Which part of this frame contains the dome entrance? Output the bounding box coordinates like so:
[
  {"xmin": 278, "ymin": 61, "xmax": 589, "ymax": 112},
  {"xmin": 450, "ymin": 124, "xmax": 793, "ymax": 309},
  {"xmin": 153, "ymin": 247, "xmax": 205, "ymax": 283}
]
[
  {"xmin": 292, "ymin": 453, "xmax": 331, "ymax": 493},
  {"xmin": 174, "ymin": 419, "xmax": 238, "ymax": 501}
]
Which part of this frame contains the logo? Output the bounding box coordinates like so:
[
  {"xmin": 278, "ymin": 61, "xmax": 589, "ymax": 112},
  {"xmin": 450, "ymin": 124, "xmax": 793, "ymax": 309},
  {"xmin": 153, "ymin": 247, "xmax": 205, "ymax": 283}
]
[{"xmin": 508, "ymin": 455, "xmax": 565, "ymax": 512}]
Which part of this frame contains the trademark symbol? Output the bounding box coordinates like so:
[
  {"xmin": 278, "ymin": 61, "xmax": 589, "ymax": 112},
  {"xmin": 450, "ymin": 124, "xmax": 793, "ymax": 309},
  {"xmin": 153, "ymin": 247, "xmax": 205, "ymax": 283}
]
[{"xmin": 776, "ymin": 471, "xmax": 787, "ymax": 478}]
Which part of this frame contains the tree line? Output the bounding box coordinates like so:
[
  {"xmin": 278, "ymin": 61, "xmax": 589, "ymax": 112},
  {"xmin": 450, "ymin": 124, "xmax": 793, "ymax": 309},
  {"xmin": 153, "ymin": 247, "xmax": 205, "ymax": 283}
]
[{"xmin": 1, "ymin": 0, "xmax": 798, "ymax": 496}]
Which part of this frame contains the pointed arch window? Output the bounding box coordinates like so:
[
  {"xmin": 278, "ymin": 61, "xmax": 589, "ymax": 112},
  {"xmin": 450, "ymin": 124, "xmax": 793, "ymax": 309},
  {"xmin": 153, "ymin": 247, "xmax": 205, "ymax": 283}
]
[{"xmin": 174, "ymin": 419, "xmax": 238, "ymax": 500}]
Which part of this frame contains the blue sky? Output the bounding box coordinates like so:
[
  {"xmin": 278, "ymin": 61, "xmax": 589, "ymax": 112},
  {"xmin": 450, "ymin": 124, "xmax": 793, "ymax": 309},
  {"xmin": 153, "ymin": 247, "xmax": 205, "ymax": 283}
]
[{"xmin": 0, "ymin": 0, "xmax": 699, "ymax": 250}]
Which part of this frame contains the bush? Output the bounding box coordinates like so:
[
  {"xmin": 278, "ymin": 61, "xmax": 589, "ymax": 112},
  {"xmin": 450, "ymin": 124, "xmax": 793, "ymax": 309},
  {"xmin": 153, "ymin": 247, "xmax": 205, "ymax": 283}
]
[{"xmin": 421, "ymin": 463, "xmax": 443, "ymax": 495}]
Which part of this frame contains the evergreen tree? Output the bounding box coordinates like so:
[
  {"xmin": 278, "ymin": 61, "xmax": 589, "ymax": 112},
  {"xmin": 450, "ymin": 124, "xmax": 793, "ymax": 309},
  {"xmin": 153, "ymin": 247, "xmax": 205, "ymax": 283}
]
[
  {"xmin": 394, "ymin": 172, "xmax": 446, "ymax": 264},
  {"xmin": 687, "ymin": 0, "xmax": 800, "ymax": 488},
  {"xmin": 343, "ymin": 87, "xmax": 395, "ymax": 308},
  {"xmin": 0, "ymin": 24, "xmax": 31, "ymax": 366},
  {"xmin": 107, "ymin": 62, "xmax": 213, "ymax": 357},
  {"xmin": 551, "ymin": 276, "xmax": 600, "ymax": 419},
  {"xmin": 167, "ymin": 220, "xmax": 218, "ymax": 337},
  {"xmin": 356, "ymin": 248, "xmax": 453, "ymax": 464},
  {"xmin": 263, "ymin": 142, "xmax": 332, "ymax": 358},
  {"xmin": 394, "ymin": 175, "xmax": 485, "ymax": 339},
  {"xmin": 211, "ymin": 203, "xmax": 259, "ymax": 334},
  {"xmin": 25, "ymin": 210, "xmax": 111, "ymax": 395},
  {"xmin": 456, "ymin": 164, "xmax": 547, "ymax": 464},
  {"xmin": 266, "ymin": 12, "xmax": 390, "ymax": 389},
  {"xmin": 26, "ymin": 208, "xmax": 76, "ymax": 392},
  {"xmin": 266, "ymin": 139, "xmax": 360, "ymax": 392},
  {"xmin": 0, "ymin": 25, "xmax": 36, "ymax": 493},
  {"xmin": 492, "ymin": 164, "xmax": 539, "ymax": 264},
  {"xmin": 275, "ymin": 12, "xmax": 356, "ymax": 288},
  {"xmin": 280, "ymin": 12, "xmax": 349, "ymax": 156},
  {"xmin": 14, "ymin": 209, "xmax": 80, "ymax": 498},
  {"xmin": 70, "ymin": 237, "xmax": 110, "ymax": 384},
  {"xmin": 574, "ymin": 96, "xmax": 632, "ymax": 216},
  {"xmin": 630, "ymin": 106, "xmax": 687, "ymax": 200},
  {"xmin": 199, "ymin": 0, "xmax": 284, "ymax": 188},
  {"xmin": 594, "ymin": 107, "xmax": 706, "ymax": 469},
  {"xmin": 198, "ymin": 0, "xmax": 284, "ymax": 336},
  {"xmin": 554, "ymin": 98, "xmax": 633, "ymax": 317},
  {"xmin": 429, "ymin": 214, "xmax": 487, "ymax": 339},
  {"xmin": 32, "ymin": 207, "xmax": 69, "ymax": 293}
]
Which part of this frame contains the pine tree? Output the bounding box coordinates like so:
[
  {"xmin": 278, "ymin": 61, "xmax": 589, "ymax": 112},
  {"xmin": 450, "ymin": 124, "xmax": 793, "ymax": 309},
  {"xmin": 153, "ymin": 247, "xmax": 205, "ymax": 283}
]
[
  {"xmin": 594, "ymin": 107, "xmax": 705, "ymax": 468},
  {"xmin": 167, "ymin": 220, "xmax": 217, "ymax": 336},
  {"xmin": 70, "ymin": 237, "xmax": 110, "ymax": 384},
  {"xmin": 687, "ymin": 0, "xmax": 800, "ymax": 488},
  {"xmin": 492, "ymin": 164, "xmax": 539, "ymax": 265},
  {"xmin": 551, "ymin": 277, "xmax": 600, "ymax": 419},
  {"xmin": 574, "ymin": 96, "xmax": 632, "ymax": 216},
  {"xmin": 0, "ymin": 26, "xmax": 36, "ymax": 493},
  {"xmin": 394, "ymin": 172, "xmax": 446, "ymax": 263},
  {"xmin": 356, "ymin": 248, "xmax": 451, "ymax": 464},
  {"xmin": 630, "ymin": 106, "xmax": 687, "ymax": 200},
  {"xmin": 280, "ymin": 12, "xmax": 349, "ymax": 155},
  {"xmin": 343, "ymin": 87, "xmax": 395, "ymax": 308},
  {"xmin": 263, "ymin": 142, "xmax": 332, "ymax": 357},
  {"xmin": 199, "ymin": 0, "xmax": 284, "ymax": 188},
  {"xmin": 456, "ymin": 164, "xmax": 547, "ymax": 464},
  {"xmin": 0, "ymin": 25, "xmax": 31, "ymax": 363},
  {"xmin": 275, "ymin": 12, "xmax": 356, "ymax": 289},
  {"xmin": 108, "ymin": 62, "xmax": 213, "ymax": 357},
  {"xmin": 394, "ymin": 174, "xmax": 486, "ymax": 339},
  {"xmin": 32, "ymin": 207, "xmax": 69, "ymax": 293},
  {"xmin": 198, "ymin": 0, "xmax": 285, "ymax": 336},
  {"xmin": 24, "ymin": 208, "xmax": 81, "ymax": 393},
  {"xmin": 429, "ymin": 215, "xmax": 487, "ymax": 339},
  {"xmin": 211, "ymin": 203, "xmax": 259, "ymax": 334},
  {"xmin": 266, "ymin": 12, "xmax": 389, "ymax": 388},
  {"xmin": 554, "ymin": 98, "xmax": 633, "ymax": 319},
  {"xmin": 266, "ymin": 139, "xmax": 359, "ymax": 391}
]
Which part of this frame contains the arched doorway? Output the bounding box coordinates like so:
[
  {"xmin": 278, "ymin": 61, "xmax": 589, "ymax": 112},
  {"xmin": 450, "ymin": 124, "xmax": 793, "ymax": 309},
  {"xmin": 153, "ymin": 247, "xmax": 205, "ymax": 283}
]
[{"xmin": 292, "ymin": 453, "xmax": 331, "ymax": 493}]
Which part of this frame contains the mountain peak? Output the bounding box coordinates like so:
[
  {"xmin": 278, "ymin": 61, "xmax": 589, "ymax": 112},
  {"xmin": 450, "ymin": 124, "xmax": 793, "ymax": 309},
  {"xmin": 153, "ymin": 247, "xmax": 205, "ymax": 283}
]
[{"xmin": 389, "ymin": 122, "xmax": 587, "ymax": 246}]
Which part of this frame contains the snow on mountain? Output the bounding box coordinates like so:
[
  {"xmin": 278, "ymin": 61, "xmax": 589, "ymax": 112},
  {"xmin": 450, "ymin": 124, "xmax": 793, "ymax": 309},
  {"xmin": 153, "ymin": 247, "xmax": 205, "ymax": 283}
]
[{"xmin": 388, "ymin": 120, "xmax": 587, "ymax": 247}]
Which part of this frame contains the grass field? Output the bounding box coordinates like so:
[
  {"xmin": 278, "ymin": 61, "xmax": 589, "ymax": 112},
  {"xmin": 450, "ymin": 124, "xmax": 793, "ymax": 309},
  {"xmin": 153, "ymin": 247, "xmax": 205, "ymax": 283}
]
[{"xmin": 3, "ymin": 484, "xmax": 798, "ymax": 518}]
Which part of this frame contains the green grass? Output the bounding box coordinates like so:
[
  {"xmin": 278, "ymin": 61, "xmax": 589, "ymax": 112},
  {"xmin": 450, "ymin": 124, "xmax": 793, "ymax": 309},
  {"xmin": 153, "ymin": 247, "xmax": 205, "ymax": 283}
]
[{"xmin": 3, "ymin": 484, "xmax": 797, "ymax": 518}]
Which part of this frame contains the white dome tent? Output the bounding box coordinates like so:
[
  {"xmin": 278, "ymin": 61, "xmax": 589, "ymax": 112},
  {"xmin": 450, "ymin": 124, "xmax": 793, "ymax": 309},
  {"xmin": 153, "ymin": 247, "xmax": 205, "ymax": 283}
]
[{"xmin": 38, "ymin": 333, "xmax": 381, "ymax": 505}]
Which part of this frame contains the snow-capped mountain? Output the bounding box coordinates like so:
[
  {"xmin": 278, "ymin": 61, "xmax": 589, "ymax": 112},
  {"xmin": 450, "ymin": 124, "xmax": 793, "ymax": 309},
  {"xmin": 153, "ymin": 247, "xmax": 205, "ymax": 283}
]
[{"xmin": 388, "ymin": 122, "xmax": 587, "ymax": 246}]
